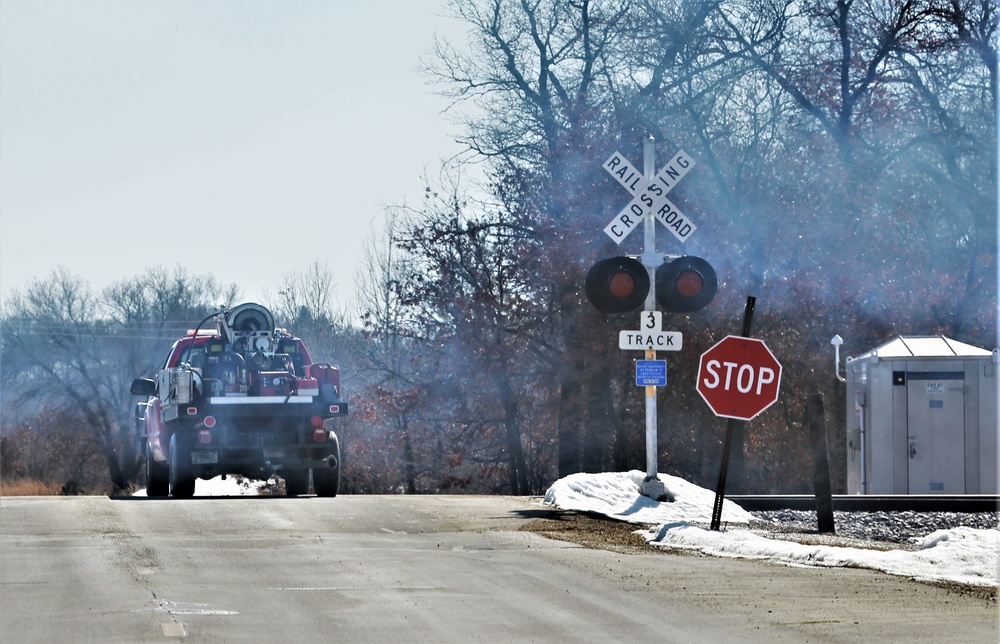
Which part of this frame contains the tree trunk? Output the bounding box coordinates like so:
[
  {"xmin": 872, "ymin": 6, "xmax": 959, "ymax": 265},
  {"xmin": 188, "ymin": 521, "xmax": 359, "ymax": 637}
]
[
  {"xmin": 557, "ymin": 366, "xmax": 583, "ymax": 476},
  {"xmin": 497, "ymin": 374, "xmax": 529, "ymax": 495},
  {"xmin": 399, "ymin": 415, "xmax": 416, "ymax": 494},
  {"xmin": 580, "ymin": 366, "xmax": 612, "ymax": 473},
  {"xmin": 96, "ymin": 424, "xmax": 129, "ymax": 493}
]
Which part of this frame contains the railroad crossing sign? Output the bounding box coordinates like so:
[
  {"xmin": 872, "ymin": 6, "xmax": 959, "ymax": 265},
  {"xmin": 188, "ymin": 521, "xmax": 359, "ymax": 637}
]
[
  {"xmin": 603, "ymin": 150, "xmax": 698, "ymax": 244},
  {"xmin": 697, "ymin": 335, "xmax": 782, "ymax": 421}
]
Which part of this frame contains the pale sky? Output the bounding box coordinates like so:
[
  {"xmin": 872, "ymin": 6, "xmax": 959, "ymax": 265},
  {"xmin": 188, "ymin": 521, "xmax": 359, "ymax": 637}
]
[{"xmin": 0, "ymin": 0, "xmax": 468, "ymax": 311}]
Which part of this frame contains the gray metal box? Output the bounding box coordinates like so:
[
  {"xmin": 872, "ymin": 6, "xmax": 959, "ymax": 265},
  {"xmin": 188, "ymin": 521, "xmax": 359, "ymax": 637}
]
[{"xmin": 844, "ymin": 336, "xmax": 997, "ymax": 494}]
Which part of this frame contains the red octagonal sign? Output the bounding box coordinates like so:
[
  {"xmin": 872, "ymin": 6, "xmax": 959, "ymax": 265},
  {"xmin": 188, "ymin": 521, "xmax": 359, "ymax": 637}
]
[{"xmin": 697, "ymin": 335, "xmax": 782, "ymax": 421}]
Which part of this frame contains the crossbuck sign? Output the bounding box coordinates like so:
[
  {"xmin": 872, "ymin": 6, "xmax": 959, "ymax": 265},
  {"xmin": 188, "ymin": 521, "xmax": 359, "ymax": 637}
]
[{"xmin": 603, "ymin": 150, "xmax": 697, "ymax": 244}]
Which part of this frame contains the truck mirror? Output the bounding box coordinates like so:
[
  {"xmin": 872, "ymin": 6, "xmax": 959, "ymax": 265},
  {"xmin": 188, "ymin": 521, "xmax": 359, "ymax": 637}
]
[{"xmin": 130, "ymin": 378, "xmax": 156, "ymax": 397}]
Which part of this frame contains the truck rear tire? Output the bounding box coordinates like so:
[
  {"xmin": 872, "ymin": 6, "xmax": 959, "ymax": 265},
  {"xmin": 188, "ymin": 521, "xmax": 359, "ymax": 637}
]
[
  {"xmin": 146, "ymin": 442, "xmax": 169, "ymax": 497},
  {"xmin": 312, "ymin": 433, "xmax": 341, "ymax": 497},
  {"xmin": 283, "ymin": 470, "xmax": 309, "ymax": 496},
  {"xmin": 169, "ymin": 434, "xmax": 196, "ymax": 498}
]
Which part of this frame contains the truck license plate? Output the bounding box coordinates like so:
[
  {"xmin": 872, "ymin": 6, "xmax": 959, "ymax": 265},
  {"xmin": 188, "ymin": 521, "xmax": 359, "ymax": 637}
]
[{"xmin": 191, "ymin": 450, "xmax": 219, "ymax": 465}]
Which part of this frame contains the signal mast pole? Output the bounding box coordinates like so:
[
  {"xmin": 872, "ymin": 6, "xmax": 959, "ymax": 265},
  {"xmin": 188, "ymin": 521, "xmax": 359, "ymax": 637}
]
[
  {"xmin": 592, "ymin": 135, "xmax": 712, "ymax": 500},
  {"xmin": 640, "ymin": 136, "xmax": 668, "ymax": 501}
]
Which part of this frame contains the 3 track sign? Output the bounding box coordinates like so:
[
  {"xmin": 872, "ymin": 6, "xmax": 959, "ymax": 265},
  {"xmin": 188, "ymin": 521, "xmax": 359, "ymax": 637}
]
[
  {"xmin": 619, "ymin": 311, "xmax": 682, "ymax": 352},
  {"xmin": 697, "ymin": 335, "xmax": 782, "ymax": 421}
]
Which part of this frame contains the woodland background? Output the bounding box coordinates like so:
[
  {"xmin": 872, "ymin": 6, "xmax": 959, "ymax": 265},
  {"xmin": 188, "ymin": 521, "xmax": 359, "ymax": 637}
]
[{"xmin": 2, "ymin": 0, "xmax": 996, "ymax": 496}]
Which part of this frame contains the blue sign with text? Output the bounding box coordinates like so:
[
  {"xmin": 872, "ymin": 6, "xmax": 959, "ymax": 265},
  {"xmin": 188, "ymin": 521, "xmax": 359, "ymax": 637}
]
[{"xmin": 636, "ymin": 360, "xmax": 667, "ymax": 387}]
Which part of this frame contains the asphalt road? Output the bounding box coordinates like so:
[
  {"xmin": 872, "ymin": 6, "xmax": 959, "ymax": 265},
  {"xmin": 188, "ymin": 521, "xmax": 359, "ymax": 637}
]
[{"xmin": 1, "ymin": 495, "xmax": 996, "ymax": 643}]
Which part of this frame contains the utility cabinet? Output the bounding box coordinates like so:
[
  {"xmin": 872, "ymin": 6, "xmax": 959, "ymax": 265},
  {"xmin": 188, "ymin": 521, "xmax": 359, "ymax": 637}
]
[{"xmin": 844, "ymin": 336, "xmax": 997, "ymax": 495}]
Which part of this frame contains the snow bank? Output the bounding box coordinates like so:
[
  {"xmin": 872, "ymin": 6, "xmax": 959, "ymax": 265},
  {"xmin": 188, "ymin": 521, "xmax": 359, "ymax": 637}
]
[
  {"xmin": 544, "ymin": 471, "xmax": 1000, "ymax": 588},
  {"xmin": 543, "ymin": 470, "xmax": 754, "ymax": 525},
  {"xmin": 641, "ymin": 523, "xmax": 999, "ymax": 588}
]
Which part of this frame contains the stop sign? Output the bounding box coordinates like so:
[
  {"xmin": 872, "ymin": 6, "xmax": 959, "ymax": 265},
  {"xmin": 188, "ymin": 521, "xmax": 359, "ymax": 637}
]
[{"xmin": 697, "ymin": 335, "xmax": 782, "ymax": 421}]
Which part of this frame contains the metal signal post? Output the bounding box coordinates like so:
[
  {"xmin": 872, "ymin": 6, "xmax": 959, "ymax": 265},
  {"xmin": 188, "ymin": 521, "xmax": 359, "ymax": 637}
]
[{"xmin": 639, "ymin": 137, "xmax": 667, "ymax": 501}]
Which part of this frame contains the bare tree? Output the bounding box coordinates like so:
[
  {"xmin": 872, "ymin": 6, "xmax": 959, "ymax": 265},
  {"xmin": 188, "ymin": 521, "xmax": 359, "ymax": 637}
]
[
  {"xmin": 393, "ymin": 174, "xmax": 546, "ymax": 494},
  {"xmin": 1, "ymin": 269, "xmax": 137, "ymax": 491},
  {"xmin": 353, "ymin": 208, "xmax": 429, "ymax": 493},
  {"xmin": 269, "ymin": 261, "xmax": 338, "ymax": 327}
]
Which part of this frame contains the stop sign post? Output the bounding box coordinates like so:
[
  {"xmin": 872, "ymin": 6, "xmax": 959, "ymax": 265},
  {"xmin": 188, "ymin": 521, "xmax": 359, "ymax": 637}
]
[
  {"xmin": 697, "ymin": 335, "xmax": 782, "ymax": 421},
  {"xmin": 698, "ymin": 297, "xmax": 785, "ymax": 532}
]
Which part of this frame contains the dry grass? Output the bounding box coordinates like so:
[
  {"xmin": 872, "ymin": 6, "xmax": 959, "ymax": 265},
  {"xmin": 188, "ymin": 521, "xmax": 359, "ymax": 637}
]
[{"xmin": 0, "ymin": 478, "xmax": 62, "ymax": 496}]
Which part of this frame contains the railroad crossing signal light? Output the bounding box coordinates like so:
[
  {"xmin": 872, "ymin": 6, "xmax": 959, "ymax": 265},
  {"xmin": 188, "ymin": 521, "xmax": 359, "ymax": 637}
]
[
  {"xmin": 586, "ymin": 255, "xmax": 716, "ymax": 314},
  {"xmin": 656, "ymin": 255, "xmax": 717, "ymax": 312},
  {"xmin": 585, "ymin": 256, "xmax": 650, "ymax": 313}
]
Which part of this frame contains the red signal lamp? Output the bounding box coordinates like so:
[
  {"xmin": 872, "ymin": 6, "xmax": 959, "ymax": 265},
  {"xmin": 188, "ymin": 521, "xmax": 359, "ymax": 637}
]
[
  {"xmin": 585, "ymin": 256, "xmax": 650, "ymax": 313},
  {"xmin": 655, "ymin": 256, "xmax": 717, "ymax": 313}
]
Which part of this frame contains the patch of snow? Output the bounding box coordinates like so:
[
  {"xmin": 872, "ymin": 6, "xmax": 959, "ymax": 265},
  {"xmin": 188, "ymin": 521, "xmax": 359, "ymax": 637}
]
[{"xmin": 132, "ymin": 476, "xmax": 268, "ymax": 497}]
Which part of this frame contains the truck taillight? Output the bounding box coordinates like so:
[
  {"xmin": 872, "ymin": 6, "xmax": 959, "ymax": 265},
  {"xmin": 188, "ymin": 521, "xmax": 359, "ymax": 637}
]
[
  {"xmin": 310, "ymin": 415, "xmax": 324, "ymax": 428},
  {"xmin": 204, "ymin": 415, "xmax": 217, "ymax": 428},
  {"xmin": 313, "ymin": 428, "xmax": 327, "ymax": 443},
  {"xmin": 198, "ymin": 429, "xmax": 212, "ymax": 445}
]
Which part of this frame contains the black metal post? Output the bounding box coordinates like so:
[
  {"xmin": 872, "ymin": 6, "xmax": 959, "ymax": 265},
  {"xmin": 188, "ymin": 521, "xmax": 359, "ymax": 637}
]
[
  {"xmin": 710, "ymin": 296, "xmax": 755, "ymax": 531},
  {"xmin": 809, "ymin": 392, "xmax": 836, "ymax": 533}
]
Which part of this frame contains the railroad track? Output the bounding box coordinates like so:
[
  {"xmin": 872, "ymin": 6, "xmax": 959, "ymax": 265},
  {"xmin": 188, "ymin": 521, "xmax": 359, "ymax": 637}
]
[{"xmin": 728, "ymin": 494, "xmax": 998, "ymax": 513}]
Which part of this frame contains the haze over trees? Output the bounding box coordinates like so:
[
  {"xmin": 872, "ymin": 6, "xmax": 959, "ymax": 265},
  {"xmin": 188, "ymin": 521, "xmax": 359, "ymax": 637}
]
[
  {"xmin": 1, "ymin": 268, "xmax": 239, "ymax": 493},
  {"xmin": 2, "ymin": 0, "xmax": 995, "ymax": 495}
]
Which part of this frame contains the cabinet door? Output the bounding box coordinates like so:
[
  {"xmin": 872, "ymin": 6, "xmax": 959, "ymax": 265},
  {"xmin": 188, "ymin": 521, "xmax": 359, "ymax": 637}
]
[{"xmin": 907, "ymin": 378, "xmax": 965, "ymax": 494}]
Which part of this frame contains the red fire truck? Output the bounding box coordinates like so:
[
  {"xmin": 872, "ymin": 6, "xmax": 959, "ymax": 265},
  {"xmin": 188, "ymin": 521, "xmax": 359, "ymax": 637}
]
[{"xmin": 131, "ymin": 303, "xmax": 347, "ymax": 498}]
